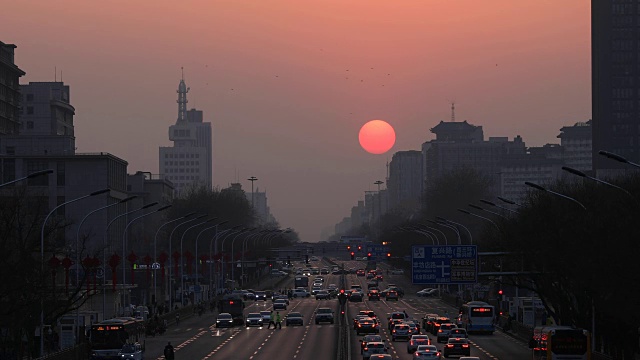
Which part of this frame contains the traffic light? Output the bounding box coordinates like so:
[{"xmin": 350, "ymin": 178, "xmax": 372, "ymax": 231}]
[
  {"xmin": 387, "ymin": 252, "xmax": 391, "ymax": 259},
  {"xmin": 498, "ymin": 289, "xmax": 503, "ymax": 295},
  {"xmin": 358, "ymin": 245, "xmax": 362, "ymax": 251},
  {"xmin": 347, "ymin": 245, "xmax": 351, "ymax": 251},
  {"xmin": 350, "ymin": 252, "xmax": 355, "ymax": 260},
  {"xmin": 367, "ymin": 252, "xmax": 372, "ymax": 260}
]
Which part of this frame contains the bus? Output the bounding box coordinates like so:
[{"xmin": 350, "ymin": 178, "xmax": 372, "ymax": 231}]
[
  {"xmin": 294, "ymin": 275, "xmax": 309, "ymax": 288},
  {"xmin": 529, "ymin": 326, "xmax": 590, "ymax": 360},
  {"xmin": 459, "ymin": 301, "xmax": 496, "ymax": 334},
  {"xmin": 87, "ymin": 317, "xmax": 145, "ymax": 359}
]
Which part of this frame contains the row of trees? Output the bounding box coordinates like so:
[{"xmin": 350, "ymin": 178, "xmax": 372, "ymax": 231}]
[
  {"xmin": 337, "ymin": 167, "xmax": 639, "ymax": 358},
  {"xmin": 0, "ymin": 184, "xmax": 298, "ymax": 358}
]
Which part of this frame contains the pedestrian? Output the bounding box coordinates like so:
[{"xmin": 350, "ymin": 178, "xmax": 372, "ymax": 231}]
[
  {"xmin": 175, "ymin": 313, "xmax": 180, "ymax": 326},
  {"xmin": 267, "ymin": 310, "xmax": 275, "ymax": 329},
  {"xmin": 164, "ymin": 341, "xmax": 175, "ymax": 360},
  {"xmin": 275, "ymin": 311, "xmax": 282, "ymax": 329}
]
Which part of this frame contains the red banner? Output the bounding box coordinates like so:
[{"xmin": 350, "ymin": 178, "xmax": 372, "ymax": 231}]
[
  {"xmin": 184, "ymin": 251, "xmax": 194, "ymax": 277},
  {"xmin": 48, "ymin": 256, "xmax": 60, "ymax": 289},
  {"xmin": 159, "ymin": 252, "xmax": 168, "ymax": 283},
  {"xmin": 172, "ymin": 251, "xmax": 180, "ymax": 279},
  {"xmin": 61, "ymin": 257, "xmax": 73, "ymax": 293}
]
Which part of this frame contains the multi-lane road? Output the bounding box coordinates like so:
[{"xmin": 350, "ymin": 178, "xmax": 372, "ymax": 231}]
[{"xmin": 143, "ymin": 257, "xmax": 531, "ymax": 359}]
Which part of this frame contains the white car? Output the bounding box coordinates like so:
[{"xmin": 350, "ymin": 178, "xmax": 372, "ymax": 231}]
[
  {"xmin": 417, "ymin": 288, "xmax": 438, "ymax": 297},
  {"xmin": 414, "ymin": 345, "xmax": 442, "ymax": 359},
  {"xmin": 362, "ymin": 341, "xmax": 388, "ymax": 359},
  {"xmin": 245, "ymin": 312, "xmax": 264, "ymax": 327},
  {"xmin": 390, "ymin": 269, "xmax": 404, "ymax": 275},
  {"xmin": 292, "ymin": 289, "xmax": 309, "ymax": 298},
  {"xmin": 118, "ymin": 343, "xmax": 143, "ymax": 360},
  {"xmin": 260, "ymin": 310, "xmax": 271, "ymax": 323}
]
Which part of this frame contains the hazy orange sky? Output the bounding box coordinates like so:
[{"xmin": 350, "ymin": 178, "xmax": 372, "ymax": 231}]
[{"xmin": 2, "ymin": 0, "xmax": 591, "ymax": 242}]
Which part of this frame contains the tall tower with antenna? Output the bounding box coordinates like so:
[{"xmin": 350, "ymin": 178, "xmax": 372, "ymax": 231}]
[
  {"xmin": 160, "ymin": 68, "xmax": 212, "ymax": 194},
  {"xmin": 177, "ymin": 67, "xmax": 190, "ymax": 123}
]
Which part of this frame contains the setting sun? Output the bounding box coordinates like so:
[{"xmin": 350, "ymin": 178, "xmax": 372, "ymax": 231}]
[{"xmin": 358, "ymin": 120, "xmax": 396, "ymax": 155}]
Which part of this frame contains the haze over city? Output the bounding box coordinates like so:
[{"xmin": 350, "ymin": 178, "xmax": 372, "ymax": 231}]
[{"xmin": 1, "ymin": 0, "xmax": 591, "ymax": 241}]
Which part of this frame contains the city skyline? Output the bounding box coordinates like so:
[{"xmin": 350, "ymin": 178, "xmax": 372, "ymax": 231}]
[{"xmin": 1, "ymin": 0, "xmax": 592, "ymax": 241}]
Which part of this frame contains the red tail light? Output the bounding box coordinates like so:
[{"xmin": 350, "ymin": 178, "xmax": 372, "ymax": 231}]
[
  {"xmin": 364, "ymin": 347, "xmax": 368, "ymax": 351},
  {"xmin": 410, "ymin": 340, "xmax": 414, "ymax": 345},
  {"xmin": 462, "ymin": 344, "xmax": 469, "ymax": 348},
  {"xmin": 446, "ymin": 344, "xmax": 454, "ymax": 348}
]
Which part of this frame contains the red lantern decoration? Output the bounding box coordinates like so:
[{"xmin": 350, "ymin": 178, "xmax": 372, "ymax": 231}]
[
  {"xmin": 48, "ymin": 256, "xmax": 61, "ymax": 289},
  {"xmin": 108, "ymin": 253, "xmax": 121, "ymax": 291},
  {"xmin": 172, "ymin": 251, "xmax": 180, "ymax": 279},
  {"xmin": 158, "ymin": 251, "xmax": 168, "ymax": 283},
  {"xmin": 127, "ymin": 251, "xmax": 138, "ymax": 286},
  {"xmin": 184, "ymin": 251, "xmax": 194, "ymax": 277},
  {"xmin": 61, "ymin": 256, "xmax": 73, "ymax": 293},
  {"xmin": 143, "ymin": 254, "xmax": 152, "ymax": 282}
]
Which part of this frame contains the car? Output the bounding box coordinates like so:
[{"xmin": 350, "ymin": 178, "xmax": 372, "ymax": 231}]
[
  {"xmin": 414, "ymin": 345, "xmax": 442, "ymax": 359},
  {"xmin": 349, "ymin": 291, "xmax": 364, "ymax": 302},
  {"xmin": 407, "ymin": 334, "xmax": 431, "ymax": 353},
  {"xmin": 118, "ymin": 343, "xmax": 143, "ymax": 360},
  {"xmin": 443, "ymin": 337, "xmax": 471, "ymax": 357},
  {"xmin": 385, "ymin": 290, "xmax": 399, "ymax": 301},
  {"xmin": 430, "ymin": 317, "xmax": 452, "ymax": 335},
  {"xmin": 367, "ymin": 355, "xmax": 392, "ymax": 360},
  {"xmin": 436, "ymin": 323, "xmax": 457, "ymax": 343},
  {"xmin": 449, "ymin": 328, "xmax": 468, "ymax": 339},
  {"xmin": 273, "ymin": 295, "xmax": 290, "ymax": 305},
  {"xmin": 355, "ymin": 318, "xmax": 380, "ymax": 335},
  {"xmin": 417, "ymin": 288, "xmax": 438, "ymax": 297},
  {"xmin": 375, "ymin": 274, "xmax": 383, "ymax": 281},
  {"xmin": 292, "ymin": 289, "xmax": 310, "ymax": 298},
  {"xmin": 390, "ymin": 269, "xmax": 404, "ymax": 275},
  {"xmin": 353, "ymin": 315, "xmax": 371, "ymax": 330},
  {"xmin": 357, "ymin": 269, "xmax": 366, "ymax": 276},
  {"xmin": 273, "ymin": 299, "xmax": 288, "ymax": 310},
  {"xmin": 458, "ymin": 357, "xmax": 481, "ymax": 360},
  {"xmin": 320, "ymin": 268, "xmax": 329, "ymax": 274},
  {"xmin": 367, "ymin": 281, "xmax": 378, "ymax": 289},
  {"xmin": 285, "ymin": 312, "xmax": 304, "ymax": 326},
  {"xmin": 315, "ymin": 290, "xmax": 331, "ymax": 300},
  {"xmin": 311, "ymin": 286, "xmax": 323, "ymax": 295},
  {"xmin": 360, "ymin": 334, "xmax": 383, "ymax": 354},
  {"xmin": 358, "ymin": 310, "xmax": 377, "ymax": 320},
  {"xmin": 315, "ymin": 307, "xmax": 334, "ymax": 324},
  {"xmin": 404, "ymin": 320, "xmax": 420, "ymax": 335},
  {"xmin": 311, "ymin": 256, "xmax": 319, "ymax": 261},
  {"xmin": 215, "ymin": 312, "xmax": 234, "ymax": 328},
  {"xmin": 362, "ymin": 341, "xmax": 388, "ymax": 359},
  {"xmin": 366, "ymin": 272, "xmax": 375, "ymax": 279},
  {"xmin": 245, "ymin": 312, "xmax": 264, "ymax": 327},
  {"xmin": 260, "ymin": 310, "xmax": 271, "ymax": 323},
  {"xmin": 392, "ymin": 323, "xmax": 412, "ymax": 341},
  {"xmin": 254, "ymin": 291, "xmax": 267, "ymax": 301},
  {"xmin": 422, "ymin": 313, "xmax": 440, "ymax": 332}
]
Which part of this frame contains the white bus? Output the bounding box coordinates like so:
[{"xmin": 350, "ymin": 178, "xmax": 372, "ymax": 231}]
[{"xmin": 459, "ymin": 301, "xmax": 495, "ymax": 334}]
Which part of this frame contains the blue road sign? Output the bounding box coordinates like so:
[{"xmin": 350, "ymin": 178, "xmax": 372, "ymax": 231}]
[{"xmin": 412, "ymin": 245, "xmax": 478, "ymax": 284}]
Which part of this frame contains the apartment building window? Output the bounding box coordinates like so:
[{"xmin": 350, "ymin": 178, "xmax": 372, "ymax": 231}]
[
  {"xmin": 5, "ymin": 146, "xmax": 15, "ymax": 156},
  {"xmin": 26, "ymin": 121, "xmax": 34, "ymax": 129},
  {"xmin": 27, "ymin": 160, "xmax": 49, "ymax": 186},
  {"xmin": 26, "ymin": 106, "xmax": 34, "ymax": 115},
  {"xmin": 26, "ymin": 93, "xmax": 34, "ymax": 101}
]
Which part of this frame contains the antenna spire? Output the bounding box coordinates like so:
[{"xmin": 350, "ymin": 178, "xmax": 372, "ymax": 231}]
[{"xmin": 451, "ymin": 102, "xmax": 456, "ymax": 122}]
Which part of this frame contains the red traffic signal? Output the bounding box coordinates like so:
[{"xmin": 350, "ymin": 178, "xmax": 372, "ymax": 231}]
[
  {"xmin": 498, "ymin": 289, "xmax": 503, "ymax": 295},
  {"xmin": 340, "ymin": 289, "xmax": 345, "ymax": 294},
  {"xmin": 347, "ymin": 245, "xmax": 351, "ymax": 251},
  {"xmin": 387, "ymin": 253, "xmax": 391, "ymax": 258},
  {"xmin": 358, "ymin": 245, "xmax": 362, "ymax": 251},
  {"xmin": 350, "ymin": 251, "xmax": 355, "ymax": 260}
]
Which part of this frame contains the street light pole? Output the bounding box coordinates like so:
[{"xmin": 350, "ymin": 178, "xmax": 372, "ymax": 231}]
[
  {"xmin": 0, "ymin": 169, "xmax": 53, "ymax": 189},
  {"xmin": 457, "ymin": 208, "xmax": 500, "ymax": 232},
  {"xmin": 230, "ymin": 229, "xmax": 256, "ymax": 288},
  {"xmin": 40, "ymin": 188, "xmax": 110, "ymax": 357},
  {"xmin": 419, "ymin": 223, "xmax": 449, "ymax": 245},
  {"xmin": 121, "ymin": 205, "xmax": 170, "ymax": 312},
  {"xmin": 599, "ymin": 150, "xmax": 640, "ymax": 169},
  {"xmin": 497, "ymin": 196, "xmax": 522, "ymax": 207},
  {"xmin": 179, "ymin": 218, "xmax": 215, "ymax": 306},
  {"xmin": 525, "ymin": 181, "xmax": 587, "ymax": 210},
  {"xmin": 152, "ymin": 212, "xmax": 197, "ymax": 304},
  {"xmin": 219, "ymin": 228, "xmax": 247, "ymax": 290},
  {"xmin": 562, "ymin": 166, "xmax": 634, "ymax": 199},
  {"xmin": 168, "ymin": 214, "xmax": 207, "ymax": 310},
  {"xmin": 248, "ymin": 176, "xmax": 258, "ymax": 208},
  {"xmin": 102, "ymin": 202, "xmax": 158, "ymax": 318},
  {"xmin": 209, "ymin": 226, "xmax": 239, "ymax": 294},
  {"xmin": 480, "ymin": 199, "xmax": 519, "ymax": 214},
  {"xmin": 468, "ymin": 203, "xmax": 508, "ymax": 220},
  {"xmin": 434, "ymin": 217, "xmax": 462, "ymax": 243},
  {"xmin": 194, "ymin": 220, "xmax": 227, "ymax": 287}
]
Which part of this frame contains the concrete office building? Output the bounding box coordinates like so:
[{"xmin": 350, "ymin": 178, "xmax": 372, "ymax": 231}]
[
  {"xmin": 387, "ymin": 150, "xmax": 423, "ymax": 211},
  {"xmin": 159, "ymin": 75, "xmax": 212, "ymax": 195},
  {"xmin": 19, "ymin": 82, "xmax": 75, "ymax": 138},
  {"xmin": 0, "ymin": 41, "xmax": 25, "ymax": 135},
  {"xmin": 558, "ymin": 120, "xmax": 592, "ymax": 173},
  {"xmin": 592, "ymin": 1, "xmax": 640, "ymax": 175}
]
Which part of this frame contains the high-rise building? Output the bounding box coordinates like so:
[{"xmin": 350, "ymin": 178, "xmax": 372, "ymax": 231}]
[
  {"xmin": 387, "ymin": 150, "xmax": 423, "ymax": 211},
  {"xmin": 558, "ymin": 120, "xmax": 592, "ymax": 172},
  {"xmin": 19, "ymin": 82, "xmax": 75, "ymax": 137},
  {"xmin": 159, "ymin": 74, "xmax": 212, "ymax": 195},
  {"xmin": 592, "ymin": 1, "xmax": 639, "ymax": 175},
  {"xmin": 0, "ymin": 41, "xmax": 26, "ymax": 135}
]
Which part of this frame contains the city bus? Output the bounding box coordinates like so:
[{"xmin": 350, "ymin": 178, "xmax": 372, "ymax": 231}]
[
  {"xmin": 87, "ymin": 317, "xmax": 145, "ymax": 359},
  {"xmin": 529, "ymin": 325, "xmax": 590, "ymax": 360},
  {"xmin": 294, "ymin": 275, "xmax": 309, "ymax": 288},
  {"xmin": 459, "ymin": 301, "xmax": 496, "ymax": 333}
]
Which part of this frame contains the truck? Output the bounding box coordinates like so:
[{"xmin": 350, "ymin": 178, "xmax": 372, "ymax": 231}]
[{"xmin": 218, "ymin": 295, "xmax": 245, "ymax": 325}]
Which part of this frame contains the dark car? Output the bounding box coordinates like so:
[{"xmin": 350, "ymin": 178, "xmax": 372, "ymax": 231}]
[
  {"xmin": 349, "ymin": 291, "xmax": 364, "ymax": 302},
  {"xmin": 285, "ymin": 312, "xmax": 304, "ymax": 326},
  {"xmin": 422, "ymin": 313, "xmax": 439, "ymax": 332},
  {"xmin": 356, "ymin": 318, "xmax": 380, "ymax": 335},
  {"xmin": 254, "ymin": 291, "xmax": 267, "ymax": 301},
  {"xmin": 385, "ymin": 290, "xmax": 399, "ymax": 301},
  {"xmin": 443, "ymin": 337, "xmax": 471, "ymax": 357},
  {"xmin": 430, "ymin": 317, "xmax": 451, "ymax": 335},
  {"xmin": 368, "ymin": 290, "xmax": 381, "ymax": 301},
  {"xmin": 360, "ymin": 334, "xmax": 383, "ymax": 353}
]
